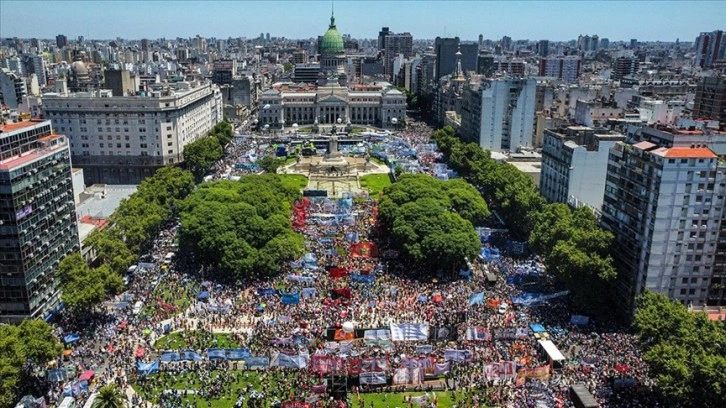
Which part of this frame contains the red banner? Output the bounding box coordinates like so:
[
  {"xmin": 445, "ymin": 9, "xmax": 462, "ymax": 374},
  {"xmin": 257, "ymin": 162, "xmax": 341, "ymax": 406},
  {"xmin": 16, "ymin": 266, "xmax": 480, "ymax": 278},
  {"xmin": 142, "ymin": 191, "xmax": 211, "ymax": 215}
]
[
  {"xmin": 350, "ymin": 242, "xmax": 378, "ymax": 258},
  {"xmin": 334, "ymin": 329, "xmax": 354, "ymax": 341},
  {"xmin": 328, "ymin": 267, "xmax": 348, "ymax": 279}
]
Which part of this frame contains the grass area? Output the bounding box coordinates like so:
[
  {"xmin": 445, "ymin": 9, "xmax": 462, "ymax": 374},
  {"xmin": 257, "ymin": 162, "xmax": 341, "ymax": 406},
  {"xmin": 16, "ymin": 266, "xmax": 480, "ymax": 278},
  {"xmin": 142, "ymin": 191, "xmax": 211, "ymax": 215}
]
[
  {"xmin": 352, "ymin": 390, "xmax": 490, "ymax": 408},
  {"xmin": 140, "ymin": 279, "xmax": 197, "ymax": 320},
  {"xmin": 278, "ymin": 174, "xmax": 309, "ymax": 190},
  {"xmin": 154, "ymin": 331, "xmax": 240, "ymax": 350},
  {"xmin": 370, "ymin": 156, "xmax": 387, "ymax": 166},
  {"xmin": 359, "ymin": 174, "xmax": 392, "ymax": 196},
  {"xmin": 284, "ymin": 155, "xmax": 299, "ymax": 165},
  {"xmin": 132, "ymin": 370, "xmax": 273, "ymax": 408},
  {"xmin": 350, "ymin": 126, "xmax": 367, "ymax": 133}
]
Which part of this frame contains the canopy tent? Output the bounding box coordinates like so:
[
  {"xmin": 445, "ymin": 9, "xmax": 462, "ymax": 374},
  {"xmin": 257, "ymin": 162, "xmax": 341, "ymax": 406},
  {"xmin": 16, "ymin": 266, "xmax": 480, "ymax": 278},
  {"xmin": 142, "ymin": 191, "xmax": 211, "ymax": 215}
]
[
  {"xmin": 63, "ymin": 334, "xmax": 80, "ymax": 344},
  {"xmin": 78, "ymin": 370, "xmax": 94, "ymax": 381},
  {"xmin": 530, "ymin": 324, "xmax": 546, "ymax": 333},
  {"xmin": 197, "ymin": 291, "xmax": 210, "ymax": 300}
]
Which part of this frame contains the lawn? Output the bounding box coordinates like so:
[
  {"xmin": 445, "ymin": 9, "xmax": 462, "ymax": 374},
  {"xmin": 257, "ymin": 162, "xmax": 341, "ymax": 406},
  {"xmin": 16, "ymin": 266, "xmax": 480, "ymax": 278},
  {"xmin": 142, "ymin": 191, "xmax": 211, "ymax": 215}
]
[
  {"xmin": 350, "ymin": 127, "xmax": 368, "ymax": 133},
  {"xmin": 359, "ymin": 174, "xmax": 392, "ymax": 196},
  {"xmin": 154, "ymin": 331, "xmax": 240, "ymax": 350},
  {"xmin": 278, "ymin": 174, "xmax": 309, "ymax": 190},
  {"xmin": 370, "ymin": 156, "xmax": 388, "ymax": 166},
  {"xmin": 352, "ymin": 390, "xmax": 490, "ymax": 408},
  {"xmin": 132, "ymin": 370, "xmax": 272, "ymax": 408}
]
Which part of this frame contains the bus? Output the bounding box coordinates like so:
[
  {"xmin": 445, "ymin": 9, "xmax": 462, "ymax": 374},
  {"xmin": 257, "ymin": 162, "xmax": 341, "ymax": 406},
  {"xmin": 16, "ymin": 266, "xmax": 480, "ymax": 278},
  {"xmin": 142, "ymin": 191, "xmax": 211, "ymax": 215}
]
[
  {"xmin": 570, "ymin": 384, "xmax": 600, "ymax": 408},
  {"xmin": 57, "ymin": 397, "xmax": 76, "ymax": 408}
]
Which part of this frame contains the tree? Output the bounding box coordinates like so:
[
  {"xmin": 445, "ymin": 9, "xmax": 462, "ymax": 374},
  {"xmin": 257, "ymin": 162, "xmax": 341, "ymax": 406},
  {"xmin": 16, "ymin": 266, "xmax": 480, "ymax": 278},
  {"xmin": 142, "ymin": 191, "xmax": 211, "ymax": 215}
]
[
  {"xmin": 58, "ymin": 254, "xmax": 121, "ymax": 315},
  {"xmin": 283, "ymin": 62, "xmax": 294, "ymax": 72},
  {"xmin": 379, "ymin": 174, "xmax": 484, "ymax": 269},
  {"xmin": 210, "ymin": 121, "xmax": 234, "ymax": 146},
  {"xmin": 258, "ymin": 155, "xmax": 285, "ymax": 173},
  {"xmin": 93, "ymin": 384, "xmax": 126, "ymax": 408},
  {"xmin": 85, "ymin": 230, "xmax": 135, "ymax": 276},
  {"xmin": 634, "ymin": 292, "xmax": 726, "ymax": 408},
  {"xmin": 183, "ymin": 136, "xmax": 223, "ymax": 182},
  {"xmin": 179, "ymin": 175, "xmax": 304, "ymax": 280},
  {"xmin": 0, "ymin": 320, "xmax": 61, "ymax": 407}
]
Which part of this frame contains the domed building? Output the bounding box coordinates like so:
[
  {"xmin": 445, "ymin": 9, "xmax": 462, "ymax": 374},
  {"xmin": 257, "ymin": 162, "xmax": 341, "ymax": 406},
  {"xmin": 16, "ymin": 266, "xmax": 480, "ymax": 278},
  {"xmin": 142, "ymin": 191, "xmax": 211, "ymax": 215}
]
[
  {"xmin": 68, "ymin": 53, "xmax": 92, "ymax": 92},
  {"xmin": 319, "ymin": 13, "xmax": 345, "ymax": 74}
]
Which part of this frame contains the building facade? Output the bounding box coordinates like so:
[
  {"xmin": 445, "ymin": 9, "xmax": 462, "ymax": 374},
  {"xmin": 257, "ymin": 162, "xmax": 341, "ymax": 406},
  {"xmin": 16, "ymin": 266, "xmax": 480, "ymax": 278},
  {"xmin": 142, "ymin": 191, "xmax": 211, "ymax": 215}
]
[
  {"xmin": 384, "ymin": 33, "xmax": 413, "ymax": 80},
  {"xmin": 0, "ymin": 120, "xmax": 79, "ymax": 322},
  {"xmin": 538, "ymin": 56, "xmax": 581, "ymax": 82},
  {"xmin": 478, "ymin": 78, "xmax": 537, "ymax": 152},
  {"xmin": 695, "ymin": 30, "xmax": 725, "ymax": 69},
  {"xmin": 692, "ymin": 75, "xmax": 726, "ymax": 129},
  {"xmin": 0, "ymin": 67, "xmax": 27, "ymax": 109},
  {"xmin": 42, "ymin": 81, "xmax": 223, "ymax": 184},
  {"xmin": 601, "ymin": 141, "xmax": 726, "ymax": 312},
  {"xmin": 258, "ymin": 80, "xmax": 406, "ymax": 129},
  {"xmin": 540, "ymin": 127, "xmax": 624, "ymax": 210}
]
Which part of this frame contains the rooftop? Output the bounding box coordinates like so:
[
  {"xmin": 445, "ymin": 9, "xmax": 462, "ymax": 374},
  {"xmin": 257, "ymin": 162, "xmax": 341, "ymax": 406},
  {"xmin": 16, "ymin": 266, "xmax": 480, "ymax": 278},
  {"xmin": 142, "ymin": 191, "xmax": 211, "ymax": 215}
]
[
  {"xmin": 0, "ymin": 135, "xmax": 67, "ymax": 171},
  {"xmin": 0, "ymin": 119, "xmax": 46, "ymax": 133},
  {"xmin": 75, "ymin": 185, "xmax": 137, "ymax": 220},
  {"xmin": 652, "ymin": 147, "xmax": 717, "ymax": 159}
]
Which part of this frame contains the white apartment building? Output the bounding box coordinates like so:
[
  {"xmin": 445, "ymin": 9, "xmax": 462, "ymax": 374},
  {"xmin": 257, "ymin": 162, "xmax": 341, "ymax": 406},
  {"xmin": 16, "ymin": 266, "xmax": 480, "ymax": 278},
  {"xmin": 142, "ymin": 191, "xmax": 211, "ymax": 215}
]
[
  {"xmin": 540, "ymin": 127, "xmax": 625, "ymax": 211},
  {"xmin": 42, "ymin": 81, "xmax": 223, "ymax": 184},
  {"xmin": 602, "ymin": 141, "xmax": 726, "ymax": 311},
  {"xmin": 479, "ymin": 78, "xmax": 536, "ymax": 153}
]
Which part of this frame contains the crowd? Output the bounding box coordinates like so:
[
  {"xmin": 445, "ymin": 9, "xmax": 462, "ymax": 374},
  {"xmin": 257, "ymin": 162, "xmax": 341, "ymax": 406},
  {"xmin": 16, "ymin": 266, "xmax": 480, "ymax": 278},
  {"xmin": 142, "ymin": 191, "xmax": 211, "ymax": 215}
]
[{"xmin": 44, "ymin": 117, "xmax": 658, "ymax": 408}]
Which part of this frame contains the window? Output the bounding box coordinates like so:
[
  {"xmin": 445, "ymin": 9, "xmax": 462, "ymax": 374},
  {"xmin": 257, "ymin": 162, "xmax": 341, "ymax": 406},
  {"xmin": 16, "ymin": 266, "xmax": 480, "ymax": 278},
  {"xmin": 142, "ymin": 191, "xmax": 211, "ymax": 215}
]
[
  {"xmin": 100, "ymin": 143, "xmax": 104, "ymax": 148},
  {"xmin": 97, "ymin": 127, "xmax": 103, "ymax": 132},
  {"xmin": 167, "ymin": 142, "xmax": 172, "ymax": 146},
  {"xmin": 125, "ymin": 143, "xmax": 130, "ymax": 148},
  {"xmin": 167, "ymin": 149, "xmax": 173, "ymax": 154}
]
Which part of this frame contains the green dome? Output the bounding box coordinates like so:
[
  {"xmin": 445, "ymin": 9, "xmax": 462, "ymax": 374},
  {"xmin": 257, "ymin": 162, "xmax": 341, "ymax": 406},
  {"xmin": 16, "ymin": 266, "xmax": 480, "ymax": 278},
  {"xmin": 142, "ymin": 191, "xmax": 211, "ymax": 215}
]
[{"xmin": 320, "ymin": 15, "xmax": 344, "ymax": 55}]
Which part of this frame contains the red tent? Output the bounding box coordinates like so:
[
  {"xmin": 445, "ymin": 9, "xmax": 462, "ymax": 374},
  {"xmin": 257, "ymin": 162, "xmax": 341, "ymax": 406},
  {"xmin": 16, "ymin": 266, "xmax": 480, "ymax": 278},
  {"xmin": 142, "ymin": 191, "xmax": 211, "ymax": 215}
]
[{"xmin": 78, "ymin": 370, "xmax": 94, "ymax": 381}]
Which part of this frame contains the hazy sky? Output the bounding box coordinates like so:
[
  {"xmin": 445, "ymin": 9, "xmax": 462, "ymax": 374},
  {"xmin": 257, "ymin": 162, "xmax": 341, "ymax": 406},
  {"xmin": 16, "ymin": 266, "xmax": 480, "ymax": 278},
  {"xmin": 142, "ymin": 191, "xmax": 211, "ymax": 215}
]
[{"xmin": 1, "ymin": 0, "xmax": 723, "ymax": 42}]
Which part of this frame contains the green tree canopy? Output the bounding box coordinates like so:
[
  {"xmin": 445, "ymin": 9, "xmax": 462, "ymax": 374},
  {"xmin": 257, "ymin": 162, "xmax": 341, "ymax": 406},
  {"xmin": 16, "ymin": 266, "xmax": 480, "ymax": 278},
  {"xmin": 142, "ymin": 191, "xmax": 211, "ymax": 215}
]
[
  {"xmin": 58, "ymin": 253, "xmax": 122, "ymax": 315},
  {"xmin": 0, "ymin": 320, "xmax": 61, "ymax": 407},
  {"xmin": 634, "ymin": 292, "xmax": 726, "ymax": 408},
  {"xmin": 179, "ymin": 174, "xmax": 304, "ymax": 280},
  {"xmin": 92, "ymin": 384, "xmax": 126, "ymax": 408},
  {"xmin": 183, "ymin": 136, "xmax": 223, "ymax": 182},
  {"xmin": 378, "ymin": 174, "xmax": 485, "ymax": 269}
]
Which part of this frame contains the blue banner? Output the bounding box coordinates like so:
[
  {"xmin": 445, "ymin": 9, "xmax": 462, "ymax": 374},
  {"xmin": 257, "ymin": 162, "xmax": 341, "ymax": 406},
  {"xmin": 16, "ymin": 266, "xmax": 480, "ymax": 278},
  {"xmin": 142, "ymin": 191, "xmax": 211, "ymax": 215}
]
[
  {"xmin": 228, "ymin": 348, "xmax": 251, "ymax": 360},
  {"xmin": 137, "ymin": 360, "xmax": 160, "ymax": 376},
  {"xmin": 207, "ymin": 348, "xmax": 227, "ymax": 360},
  {"xmin": 160, "ymin": 351, "xmax": 180, "ymax": 362},
  {"xmin": 257, "ymin": 288, "xmax": 276, "ymax": 297},
  {"xmin": 245, "ymin": 356, "xmax": 270, "ymax": 367},
  {"xmin": 301, "ymin": 287, "xmax": 317, "ymax": 298},
  {"xmin": 350, "ymin": 274, "xmax": 375, "ymax": 285},
  {"xmin": 180, "ymin": 350, "xmax": 203, "ymax": 361},
  {"xmin": 281, "ymin": 292, "xmax": 300, "ymax": 305},
  {"xmin": 468, "ymin": 292, "xmax": 485, "ymax": 305}
]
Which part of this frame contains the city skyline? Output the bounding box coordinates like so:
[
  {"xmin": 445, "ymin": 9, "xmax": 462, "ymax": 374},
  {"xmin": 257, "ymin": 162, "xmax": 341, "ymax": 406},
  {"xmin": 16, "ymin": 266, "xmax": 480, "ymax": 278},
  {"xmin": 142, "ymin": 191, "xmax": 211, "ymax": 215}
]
[{"xmin": 1, "ymin": 0, "xmax": 723, "ymax": 42}]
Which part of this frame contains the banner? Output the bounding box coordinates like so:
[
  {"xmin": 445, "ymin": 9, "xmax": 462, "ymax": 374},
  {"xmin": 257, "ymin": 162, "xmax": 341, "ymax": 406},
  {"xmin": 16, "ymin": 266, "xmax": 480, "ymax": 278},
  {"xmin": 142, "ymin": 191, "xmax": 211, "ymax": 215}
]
[
  {"xmin": 137, "ymin": 360, "xmax": 159, "ymax": 376},
  {"xmin": 393, "ymin": 368, "xmax": 409, "ymax": 385},
  {"xmin": 271, "ymin": 352, "xmax": 309, "ymax": 368},
  {"xmin": 364, "ymin": 329, "xmax": 391, "ymax": 341},
  {"xmin": 433, "ymin": 362, "xmax": 451, "ymax": 375},
  {"xmin": 415, "ymin": 345, "xmax": 433, "ymax": 355},
  {"xmin": 350, "ymin": 242, "xmax": 378, "ymax": 258},
  {"xmin": 160, "ymin": 351, "xmax": 180, "ymax": 362},
  {"xmin": 466, "ymin": 327, "xmax": 492, "ymax": 341},
  {"xmin": 468, "ymin": 292, "xmax": 485, "ymax": 305},
  {"xmin": 359, "ymin": 372, "xmax": 387, "ymax": 385},
  {"xmin": 390, "ymin": 323, "xmax": 429, "ymax": 341},
  {"xmin": 207, "ymin": 348, "xmax": 227, "ymax": 360},
  {"xmin": 281, "ymin": 293, "xmax": 300, "ymax": 305},
  {"xmin": 444, "ymin": 349, "xmax": 471, "ymax": 362},
  {"xmin": 515, "ymin": 365, "xmax": 550, "ymax": 387},
  {"xmin": 494, "ymin": 328, "xmax": 518, "ymax": 340},
  {"xmin": 483, "ymin": 361, "xmax": 517, "ymax": 381},
  {"xmin": 287, "ymin": 275, "xmax": 315, "ymax": 283},
  {"xmin": 227, "ymin": 348, "xmax": 250, "ymax": 360},
  {"xmin": 430, "ymin": 326, "xmax": 456, "ymax": 341},
  {"xmin": 245, "ymin": 356, "xmax": 270, "ymax": 367},
  {"xmin": 328, "ymin": 267, "xmax": 348, "ymax": 279},
  {"xmin": 180, "ymin": 350, "xmax": 203, "ymax": 361},
  {"xmin": 301, "ymin": 288, "xmax": 316, "ymax": 299},
  {"xmin": 257, "ymin": 288, "xmax": 276, "ymax": 297},
  {"xmin": 350, "ymin": 274, "xmax": 376, "ymax": 285},
  {"xmin": 331, "ymin": 287, "xmax": 352, "ymax": 299},
  {"xmin": 361, "ymin": 358, "xmax": 388, "ymax": 372},
  {"xmin": 333, "ymin": 329, "xmax": 354, "ymax": 341}
]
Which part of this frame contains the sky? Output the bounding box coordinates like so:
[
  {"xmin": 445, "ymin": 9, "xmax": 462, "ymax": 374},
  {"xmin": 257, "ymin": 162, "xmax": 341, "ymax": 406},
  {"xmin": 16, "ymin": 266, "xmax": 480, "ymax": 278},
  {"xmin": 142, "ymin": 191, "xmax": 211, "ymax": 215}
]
[{"xmin": 0, "ymin": 0, "xmax": 723, "ymax": 42}]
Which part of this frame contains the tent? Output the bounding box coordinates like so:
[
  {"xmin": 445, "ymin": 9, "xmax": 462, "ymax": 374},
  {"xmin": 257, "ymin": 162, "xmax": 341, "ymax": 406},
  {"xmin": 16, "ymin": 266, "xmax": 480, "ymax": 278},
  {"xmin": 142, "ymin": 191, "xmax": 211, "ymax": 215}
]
[
  {"xmin": 78, "ymin": 370, "xmax": 94, "ymax": 381},
  {"xmin": 530, "ymin": 324, "xmax": 546, "ymax": 333},
  {"xmin": 197, "ymin": 291, "xmax": 210, "ymax": 300},
  {"xmin": 63, "ymin": 334, "xmax": 80, "ymax": 344}
]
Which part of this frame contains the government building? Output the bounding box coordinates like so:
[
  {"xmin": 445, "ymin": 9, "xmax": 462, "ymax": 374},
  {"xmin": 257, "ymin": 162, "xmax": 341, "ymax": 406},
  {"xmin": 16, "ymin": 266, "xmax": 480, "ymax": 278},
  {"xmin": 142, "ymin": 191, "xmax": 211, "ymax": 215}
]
[
  {"xmin": 42, "ymin": 80, "xmax": 223, "ymax": 184},
  {"xmin": 258, "ymin": 13, "xmax": 407, "ymax": 130}
]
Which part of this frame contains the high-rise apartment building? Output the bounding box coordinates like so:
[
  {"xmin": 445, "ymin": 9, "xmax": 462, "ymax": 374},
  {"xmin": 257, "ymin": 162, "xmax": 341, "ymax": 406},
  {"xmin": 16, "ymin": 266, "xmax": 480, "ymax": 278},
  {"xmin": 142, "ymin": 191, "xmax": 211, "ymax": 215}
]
[
  {"xmin": 537, "ymin": 40, "xmax": 550, "ymax": 57},
  {"xmin": 384, "ymin": 33, "xmax": 413, "ymax": 79},
  {"xmin": 694, "ymin": 30, "xmax": 725, "ymax": 69},
  {"xmin": 55, "ymin": 34, "xmax": 68, "ymax": 48},
  {"xmin": 692, "ymin": 76, "xmax": 726, "ymax": 127},
  {"xmin": 612, "ymin": 56, "xmax": 640, "ymax": 81},
  {"xmin": 538, "ymin": 56, "xmax": 581, "ymax": 82},
  {"xmin": 103, "ymin": 69, "xmax": 134, "ymax": 97},
  {"xmin": 0, "ymin": 68, "xmax": 27, "ymax": 109},
  {"xmin": 0, "ymin": 120, "xmax": 79, "ymax": 322},
  {"xmin": 31, "ymin": 55, "xmax": 47, "ymax": 87},
  {"xmin": 478, "ymin": 77, "xmax": 537, "ymax": 152},
  {"xmin": 42, "ymin": 81, "xmax": 223, "ymax": 184},
  {"xmin": 434, "ymin": 37, "xmax": 478, "ymax": 80},
  {"xmin": 602, "ymin": 141, "xmax": 726, "ymax": 312},
  {"xmin": 377, "ymin": 27, "xmax": 391, "ymax": 51},
  {"xmin": 539, "ymin": 126, "xmax": 625, "ymax": 210}
]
